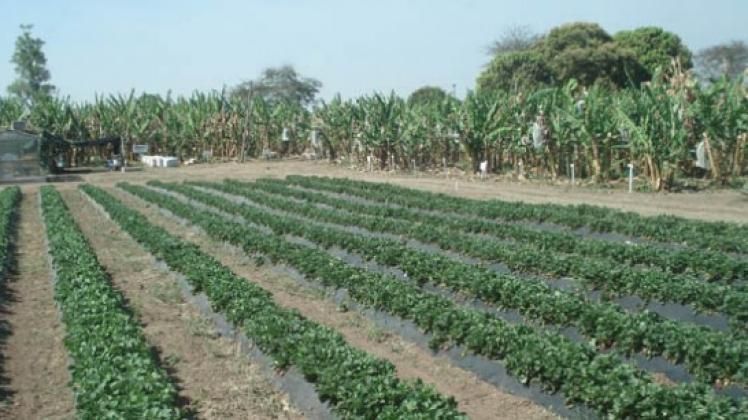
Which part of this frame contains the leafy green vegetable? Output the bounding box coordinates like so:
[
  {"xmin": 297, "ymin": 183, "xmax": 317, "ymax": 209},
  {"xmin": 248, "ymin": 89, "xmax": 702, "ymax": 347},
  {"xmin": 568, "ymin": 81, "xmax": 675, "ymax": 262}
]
[
  {"xmin": 81, "ymin": 184, "xmax": 464, "ymax": 419},
  {"xmin": 40, "ymin": 186, "xmax": 180, "ymax": 419},
  {"xmin": 120, "ymin": 181, "xmax": 748, "ymax": 419}
]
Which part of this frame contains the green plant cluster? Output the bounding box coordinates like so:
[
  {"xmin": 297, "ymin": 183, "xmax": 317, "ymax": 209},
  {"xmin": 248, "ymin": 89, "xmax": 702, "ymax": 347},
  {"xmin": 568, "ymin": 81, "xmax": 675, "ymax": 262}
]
[
  {"xmin": 272, "ymin": 177, "xmax": 747, "ymax": 283},
  {"xmin": 39, "ymin": 186, "xmax": 180, "ymax": 419},
  {"xmin": 80, "ymin": 184, "xmax": 464, "ymax": 419},
  {"xmin": 120, "ymin": 181, "xmax": 748, "ymax": 418},
  {"xmin": 197, "ymin": 178, "xmax": 748, "ymax": 326},
  {"xmin": 0, "ymin": 187, "xmax": 21, "ymax": 276},
  {"xmin": 287, "ymin": 176, "xmax": 748, "ymax": 254},
  {"xmin": 182, "ymin": 179, "xmax": 748, "ymax": 387}
]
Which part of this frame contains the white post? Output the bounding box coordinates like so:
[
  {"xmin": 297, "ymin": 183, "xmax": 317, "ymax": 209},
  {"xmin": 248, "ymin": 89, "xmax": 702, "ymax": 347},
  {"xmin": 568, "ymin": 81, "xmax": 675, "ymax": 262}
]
[
  {"xmin": 570, "ymin": 163, "xmax": 575, "ymax": 186},
  {"xmin": 367, "ymin": 155, "xmax": 372, "ymax": 172},
  {"xmin": 479, "ymin": 160, "xmax": 487, "ymax": 180},
  {"xmin": 627, "ymin": 163, "xmax": 634, "ymax": 193},
  {"xmin": 412, "ymin": 159, "xmax": 416, "ymax": 174}
]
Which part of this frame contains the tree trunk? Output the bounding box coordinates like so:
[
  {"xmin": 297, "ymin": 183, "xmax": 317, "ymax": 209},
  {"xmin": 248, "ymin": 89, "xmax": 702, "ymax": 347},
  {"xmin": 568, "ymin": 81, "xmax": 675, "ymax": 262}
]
[
  {"xmin": 703, "ymin": 135, "xmax": 722, "ymax": 182},
  {"xmin": 590, "ymin": 139, "xmax": 602, "ymax": 182}
]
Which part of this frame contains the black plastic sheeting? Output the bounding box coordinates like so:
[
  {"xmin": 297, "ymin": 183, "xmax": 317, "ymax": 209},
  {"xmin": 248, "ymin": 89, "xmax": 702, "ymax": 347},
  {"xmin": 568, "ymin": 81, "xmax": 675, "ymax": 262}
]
[
  {"xmin": 150, "ymin": 185, "xmax": 748, "ymax": 409},
  {"xmin": 84, "ymin": 190, "xmax": 335, "ymax": 420}
]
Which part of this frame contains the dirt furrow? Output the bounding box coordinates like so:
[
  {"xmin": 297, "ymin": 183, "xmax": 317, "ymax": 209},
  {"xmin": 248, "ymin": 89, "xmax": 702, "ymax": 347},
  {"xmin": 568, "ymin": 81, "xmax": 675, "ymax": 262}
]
[
  {"xmin": 0, "ymin": 188, "xmax": 75, "ymax": 419},
  {"xmin": 61, "ymin": 189, "xmax": 301, "ymax": 420},
  {"xmin": 107, "ymin": 185, "xmax": 558, "ymax": 420}
]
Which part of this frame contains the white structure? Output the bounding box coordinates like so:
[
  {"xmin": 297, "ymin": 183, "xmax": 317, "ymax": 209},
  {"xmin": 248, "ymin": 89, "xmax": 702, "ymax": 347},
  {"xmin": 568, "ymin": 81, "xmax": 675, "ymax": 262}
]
[
  {"xmin": 695, "ymin": 140, "xmax": 709, "ymax": 169},
  {"xmin": 141, "ymin": 155, "xmax": 179, "ymax": 168},
  {"xmin": 479, "ymin": 160, "xmax": 488, "ymax": 179}
]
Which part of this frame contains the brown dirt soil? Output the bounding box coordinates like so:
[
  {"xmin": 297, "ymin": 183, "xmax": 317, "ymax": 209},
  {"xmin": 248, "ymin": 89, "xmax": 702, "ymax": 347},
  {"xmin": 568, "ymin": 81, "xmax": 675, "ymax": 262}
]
[
  {"xmin": 107, "ymin": 185, "xmax": 558, "ymax": 420},
  {"xmin": 51, "ymin": 160, "xmax": 747, "ymax": 223},
  {"xmin": 0, "ymin": 188, "xmax": 75, "ymax": 419},
  {"xmin": 60, "ymin": 189, "xmax": 302, "ymax": 420}
]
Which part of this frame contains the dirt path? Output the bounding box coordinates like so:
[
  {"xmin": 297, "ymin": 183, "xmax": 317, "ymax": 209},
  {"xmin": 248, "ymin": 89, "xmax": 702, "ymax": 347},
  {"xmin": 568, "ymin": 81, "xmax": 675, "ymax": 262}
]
[
  {"xmin": 61, "ymin": 189, "xmax": 302, "ymax": 420},
  {"xmin": 59, "ymin": 161, "xmax": 748, "ymax": 223},
  {"xmin": 0, "ymin": 188, "xmax": 75, "ymax": 419},
  {"xmin": 107, "ymin": 186, "xmax": 557, "ymax": 420}
]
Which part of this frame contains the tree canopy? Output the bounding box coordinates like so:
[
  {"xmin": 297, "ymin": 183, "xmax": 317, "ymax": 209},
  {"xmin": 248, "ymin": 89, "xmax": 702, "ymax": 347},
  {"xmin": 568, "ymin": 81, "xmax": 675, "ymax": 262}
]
[
  {"xmin": 407, "ymin": 86, "xmax": 448, "ymax": 107},
  {"xmin": 478, "ymin": 22, "xmax": 691, "ymax": 92},
  {"xmin": 233, "ymin": 65, "xmax": 321, "ymax": 107},
  {"xmin": 613, "ymin": 27, "xmax": 692, "ymax": 76},
  {"xmin": 7, "ymin": 24, "xmax": 55, "ymax": 108}
]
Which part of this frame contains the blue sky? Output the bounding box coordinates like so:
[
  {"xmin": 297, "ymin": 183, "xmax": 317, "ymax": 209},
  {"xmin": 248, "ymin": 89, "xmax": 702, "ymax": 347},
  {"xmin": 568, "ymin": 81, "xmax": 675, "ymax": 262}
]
[{"xmin": 1, "ymin": 0, "xmax": 746, "ymax": 101}]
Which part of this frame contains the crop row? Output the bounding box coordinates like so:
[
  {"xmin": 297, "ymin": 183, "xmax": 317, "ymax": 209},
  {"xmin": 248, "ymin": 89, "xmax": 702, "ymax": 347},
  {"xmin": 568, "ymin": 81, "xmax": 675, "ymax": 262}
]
[
  {"xmin": 80, "ymin": 184, "xmax": 464, "ymax": 419},
  {"xmin": 39, "ymin": 186, "xmax": 180, "ymax": 419},
  {"xmin": 285, "ymin": 175, "xmax": 748, "ymax": 254},
  {"xmin": 174, "ymin": 180, "xmax": 748, "ymax": 387},
  {"xmin": 258, "ymin": 177, "xmax": 747, "ymax": 283},
  {"xmin": 0, "ymin": 187, "xmax": 21, "ymax": 278},
  {"xmin": 200, "ymin": 179, "xmax": 748, "ymax": 326},
  {"xmin": 121, "ymin": 181, "xmax": 748, "ymax": 418}
]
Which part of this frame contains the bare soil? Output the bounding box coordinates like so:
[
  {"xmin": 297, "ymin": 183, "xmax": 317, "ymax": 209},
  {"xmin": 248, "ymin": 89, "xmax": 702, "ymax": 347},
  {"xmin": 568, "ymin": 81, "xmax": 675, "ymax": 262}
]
[
  {"xmin": 60, "ymin": 189, "xmax": 302, "ymax": 420},
  {"xmin": 108, "ymin": 185, "xmax": 558, "ymax": 420},
  {"xmin": 58, "ymin": 160, "xmax": 748, "ymax": 224},
  {"xmin": 0, "ymin": 189, "xmax": 75, "ymax": 419}
]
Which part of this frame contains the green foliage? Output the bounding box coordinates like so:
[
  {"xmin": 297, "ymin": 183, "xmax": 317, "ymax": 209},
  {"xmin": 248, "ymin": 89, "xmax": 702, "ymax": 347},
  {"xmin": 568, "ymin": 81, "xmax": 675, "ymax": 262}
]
[
  {"xmin": 210, "ymin": 176, "xmax": 748, "ymax": 385},
  {"xmin": 122, "ymin": 180, "xmax": 748, "ymax": 418},
  {"xmin": 407, "ymin": 86, "xmax": 449, "ymax": 107},
  {"xmin": 550, "ymin": 42, "xmax": 647, "ymax": 88},
  {"xmin": 293, "ymin": 175, "xmax": 748, "ymax": 253},
  {"xmin": 0, "ymin": 187, "xmax": 21, "ymax": 277},
  {"xmin": 81, "ymin": 184, "xmax": 464, "ymax": 419},
  {"xmin": 614, "ymin": 27, "xmax": 693, "ymax": 76},
  {"xmin": 541, "ymin": 22, "xmax": 612, "ymax": 52},
  {"xmin": 479, "ymin": 22, "xmax": 692, "ymax": 91},
  {"xmin": 539, "ymin": 22, "xmax": 648, "ymax": 88},
  {"xmin": 477, "ymin": 51, "xmax": 552, "ymax": 92},
  {"xmin": 39, "ymin": 186, "xmax": 180, "ymax": 419},
  {"xmin": 7, "ymin": 25, "xmax": 55, "ymax": 108}
]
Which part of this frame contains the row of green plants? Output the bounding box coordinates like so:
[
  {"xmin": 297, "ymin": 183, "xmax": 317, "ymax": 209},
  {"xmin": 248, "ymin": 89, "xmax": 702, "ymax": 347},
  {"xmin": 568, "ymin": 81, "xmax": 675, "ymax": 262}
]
[
  {"xmin": 0, "ymin": 187, "xmax": 21, "ymax": 279},
  {"xmin": 266, "ymin": 177, "xmax": 746, "ymax": 282},
  {"xmin": 3, "ymin": 71, "xmax": 746, "ymax": 190},
  {"xmin": 173, "ymin": 180, "xmax": 748, "ymax": 386},
  {"xmin": 286, "ymin": 175, "xmax": 748, "ymax": 254},
  {"xmin": 121, "ymin": 181, "xmax": 748, "ymax": 418},
  {"xmin": 80, "ymin": 184, "xmax": 463, "ymax": 419},
  {"xmin": 198, "ymin": 179, "xmax": 748, "ymax": 326},
  {"xmin": 39, "ymin": 186, "xmax": 180, "ymax": 419}
]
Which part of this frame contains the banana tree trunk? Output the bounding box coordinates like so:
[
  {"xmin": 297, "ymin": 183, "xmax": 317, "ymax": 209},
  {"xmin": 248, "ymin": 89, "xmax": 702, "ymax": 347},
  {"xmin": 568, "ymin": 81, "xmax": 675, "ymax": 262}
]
[{"xmin": 703, "ymin": 135, "xmax": 722, "ymax": 182}]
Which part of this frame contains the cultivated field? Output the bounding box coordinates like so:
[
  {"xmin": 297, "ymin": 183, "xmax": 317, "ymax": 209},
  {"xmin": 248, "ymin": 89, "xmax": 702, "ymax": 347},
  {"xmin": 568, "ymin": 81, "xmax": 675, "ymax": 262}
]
[{"xmin": 1, "ymin": 161, "xmax": 747, "ymax": 419}]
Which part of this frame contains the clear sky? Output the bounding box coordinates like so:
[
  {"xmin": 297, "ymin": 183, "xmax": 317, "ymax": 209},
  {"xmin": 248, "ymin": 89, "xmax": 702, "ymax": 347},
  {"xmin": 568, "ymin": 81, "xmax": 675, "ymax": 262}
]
[{"xmin": 1, "ymin": 0, "xmax": 746, "ymax": 102}]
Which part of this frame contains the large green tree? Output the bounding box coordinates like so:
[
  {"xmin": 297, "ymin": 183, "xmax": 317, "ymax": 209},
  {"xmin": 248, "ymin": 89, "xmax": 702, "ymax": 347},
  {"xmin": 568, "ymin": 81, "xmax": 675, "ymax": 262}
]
[
  {"xmin": 8, "ymin": 24, "xmax": 55, "ymax": 108},
  {"xmin": 233, "ymin": 65, "xmax": 321, "ymax": 107},
  {"xmin": 614, "ymin": 27, "xmax": 693, "ymax": 76},
  {"xmin": 539, "ymin": 22, "xmax": 647, "ymax": 88},
  {"xmin": 477, "ymin": 51, "xmax": 552, "ymax": 92},
  {"xmin": 478, "ymin": 22, "xmax": 666, "ymax": 92}
]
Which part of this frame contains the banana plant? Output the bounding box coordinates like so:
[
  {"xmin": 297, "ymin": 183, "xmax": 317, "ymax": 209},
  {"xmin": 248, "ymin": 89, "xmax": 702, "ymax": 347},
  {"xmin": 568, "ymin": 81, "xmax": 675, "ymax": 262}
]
[{"xmin": 458, "ymin": 90, "xmax": 503, "ymax": 172}]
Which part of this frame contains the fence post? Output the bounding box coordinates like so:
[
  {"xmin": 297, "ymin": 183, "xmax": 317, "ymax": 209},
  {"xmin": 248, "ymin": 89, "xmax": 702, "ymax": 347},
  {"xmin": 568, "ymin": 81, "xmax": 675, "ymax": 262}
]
[
  {"xmin": 570, "ymin": 163, "xmax": 575, "ymax": 187},
  {"xmin": 627, "ymin": 163, "xmax": 634, "ymax": 193}
]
